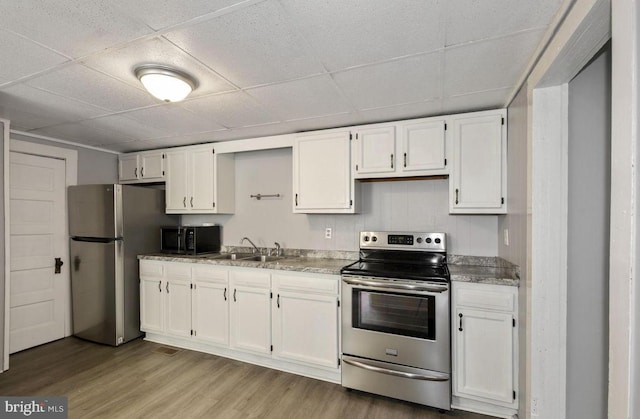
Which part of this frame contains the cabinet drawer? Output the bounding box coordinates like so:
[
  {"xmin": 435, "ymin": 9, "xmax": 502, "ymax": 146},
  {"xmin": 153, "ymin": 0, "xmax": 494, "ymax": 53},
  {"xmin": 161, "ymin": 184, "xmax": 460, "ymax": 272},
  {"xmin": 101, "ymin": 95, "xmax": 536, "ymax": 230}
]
[
  {"xmin": 140, "ymin": 261, "xmax": 163, "ymax": 277},
  {"xmin": 272, "ymin": 273, "xmax": 338, "ymax": 295},
  {"xmin": 165, "ymin": 263, "xmax": 192, "ymax": 280},
  {"xmin": 192, "ymin": 265, "xmax": 228, "ymax": 283},
  {"xmin": 229, "ymin": 270, "xmax": 270, "ymax": 288},
  {"xmin": 454, "ymin": 284, "xmax": 515, "ymax": 312}
]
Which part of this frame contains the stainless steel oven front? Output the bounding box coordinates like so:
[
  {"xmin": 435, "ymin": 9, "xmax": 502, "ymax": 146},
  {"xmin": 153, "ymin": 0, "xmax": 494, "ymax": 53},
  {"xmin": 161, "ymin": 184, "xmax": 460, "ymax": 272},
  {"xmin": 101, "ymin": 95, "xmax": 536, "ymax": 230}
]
[{"xmin": 341, "ymin": 275, "xmax": 451, "ymax": 410}]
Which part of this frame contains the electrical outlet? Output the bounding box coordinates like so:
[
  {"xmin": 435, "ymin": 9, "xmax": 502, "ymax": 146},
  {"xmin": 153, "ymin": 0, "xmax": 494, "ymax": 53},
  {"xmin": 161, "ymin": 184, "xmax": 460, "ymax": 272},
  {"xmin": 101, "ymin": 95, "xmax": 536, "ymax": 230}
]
[
  {"xmin": 503, "ymin": 228, "xmax": 509, "ymax": 246},
  {"xmin": 531, "ymin": 397, "xmax": 539, "ymax": 416},
  {"xmin": 325, "ymin": 227, "xmax": 332, "ymax": 239}
]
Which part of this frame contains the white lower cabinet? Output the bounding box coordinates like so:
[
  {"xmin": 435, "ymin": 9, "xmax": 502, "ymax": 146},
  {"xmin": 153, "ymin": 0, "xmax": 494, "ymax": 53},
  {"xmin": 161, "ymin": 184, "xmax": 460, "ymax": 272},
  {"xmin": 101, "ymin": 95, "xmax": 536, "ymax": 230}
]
[
  {"xmin": 452, "ymin": 281, "xmax": 518, "ymax": 418},
  {"xmin": 271, "ymin": 273, "xmax": 339, "ymax": 369},
  {"xmin": 139, "ymin": 260, "xmax": 341, "ymax": 383},
  {"xmin": 229, "ymin": 270, "xmax": 272, "ymax": 354}
]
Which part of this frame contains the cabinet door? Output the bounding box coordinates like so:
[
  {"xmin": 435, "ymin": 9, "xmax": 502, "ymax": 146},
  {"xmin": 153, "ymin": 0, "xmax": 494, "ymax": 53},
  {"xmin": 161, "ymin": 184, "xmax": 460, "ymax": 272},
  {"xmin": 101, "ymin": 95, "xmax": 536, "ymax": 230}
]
[
  {"xmin": 451, "ymin": 112, "xmax": 506, "ymax": 213},
  {"xmin": 189, "ymin": 147, "xmax": 215, "ymax": 211},
  {"xmin": 401, "ymin": 120, "xmax": 446, "ymax": 173},
  {"xmin": 272, "ymin": 290, "xmax": 338, "ymax": 369},
  {"xmin": 353, "ymin": 126, "xmax": 396, "ymax": 176},
  {"xmin": 293, "ymin": 130, "xmax": 353, "ymax": 212},
  {"xmin": 140, "ymin": 152, "xmax": 165, "ymax": 181},
  {"xmin": 165, "ymin": 151, "xmax": 188, "ymax": 212},
  {"xmin": 119, "ymin": 155, "xmax": 139, "ymax": 182},
  {"xmin": 454, "ymin": 307, "xmax": 514, "ymax": 405},
  {"xmin": 193, "ymin": 280, "xmax": 229, "ymax": 346},
  {"xmin": 140, "ymin": 277, "xmax": 163, "ymax": 333},
  {"xmin": 229, "ymin": 271, "xmax": 271, "ymax": 354},
  {"xmin": 164, "ymin": 278, "xmax": 192, "ymax": 338}
]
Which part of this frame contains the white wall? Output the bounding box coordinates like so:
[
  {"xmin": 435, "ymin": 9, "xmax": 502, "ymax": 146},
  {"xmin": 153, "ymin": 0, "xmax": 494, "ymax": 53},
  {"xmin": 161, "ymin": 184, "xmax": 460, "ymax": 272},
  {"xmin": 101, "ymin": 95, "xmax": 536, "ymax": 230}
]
[
  {"xmin": 566, "ymin": 44, "xmax": 610, "ymax": 419},
  {"xmin": 183, "ymin": 147, "xmax": 499, "ymax": 255},
  {"xmin": 9, "ymin": 133, "xmax": 118, "ymax": 185}
]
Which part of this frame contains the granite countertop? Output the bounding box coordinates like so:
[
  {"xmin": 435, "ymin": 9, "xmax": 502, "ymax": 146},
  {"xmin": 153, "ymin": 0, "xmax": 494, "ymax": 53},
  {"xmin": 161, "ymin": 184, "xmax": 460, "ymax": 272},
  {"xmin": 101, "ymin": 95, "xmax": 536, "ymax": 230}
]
[
  {"xmin": 139, "ymin": 250, "xmax": 519, "ymax": 286},
  {"xmin": 138, "ymin": 252, "xmax": 356, "ymax": 276}
]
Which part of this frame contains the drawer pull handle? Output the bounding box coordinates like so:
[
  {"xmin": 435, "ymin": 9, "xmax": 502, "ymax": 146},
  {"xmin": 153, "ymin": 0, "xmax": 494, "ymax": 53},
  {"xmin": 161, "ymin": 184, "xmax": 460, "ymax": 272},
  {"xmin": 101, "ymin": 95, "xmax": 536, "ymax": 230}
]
[
  {"xmin": 458, "ymin": 313, "xmax": 463, "ymax": 331},
  {"xmin": 224, "ymin": 287, "xmax": 227, "ymax": 301},
  {"xmin": 233, "ymin": 288, "xmax": 237, "ymax": 302}
]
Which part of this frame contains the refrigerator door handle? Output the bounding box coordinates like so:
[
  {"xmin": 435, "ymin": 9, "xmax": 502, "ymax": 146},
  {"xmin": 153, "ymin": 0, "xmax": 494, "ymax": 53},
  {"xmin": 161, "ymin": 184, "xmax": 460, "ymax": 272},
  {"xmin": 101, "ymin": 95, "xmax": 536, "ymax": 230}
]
[{"xmin": 71, "ymin": 236, "xmax": 119, "ymax": 243}]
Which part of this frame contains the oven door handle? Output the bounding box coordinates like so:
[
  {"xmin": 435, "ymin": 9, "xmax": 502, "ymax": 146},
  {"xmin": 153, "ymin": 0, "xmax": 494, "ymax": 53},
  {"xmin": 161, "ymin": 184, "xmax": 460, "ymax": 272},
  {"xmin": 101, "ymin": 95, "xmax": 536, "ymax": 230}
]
[
  {"xmin": 342, "ymin": 277, "xmax": 448, "ymax": 293},
  {"xmin": 343, "ymin": 358, "xmax": 449, "ymax": 382}
]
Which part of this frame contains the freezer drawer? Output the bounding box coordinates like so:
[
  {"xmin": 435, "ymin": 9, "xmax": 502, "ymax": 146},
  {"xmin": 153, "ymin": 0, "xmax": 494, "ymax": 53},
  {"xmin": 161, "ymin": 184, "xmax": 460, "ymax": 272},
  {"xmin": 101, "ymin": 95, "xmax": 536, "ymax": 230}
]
[
  {"xmin": 70, "ymin": 238, "xmax": 123, "ymax": 345},
  {"xmin": 342, "ymin": 355, "xmax": 451, "ymax": 410}
]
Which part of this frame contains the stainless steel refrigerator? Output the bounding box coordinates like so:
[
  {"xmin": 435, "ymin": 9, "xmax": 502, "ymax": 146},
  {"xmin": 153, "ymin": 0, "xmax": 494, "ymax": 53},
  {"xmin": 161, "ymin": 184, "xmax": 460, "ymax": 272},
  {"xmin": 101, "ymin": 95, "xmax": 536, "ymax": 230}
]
[{"xmin": 68, "ymin": 184, "xmax": 177, "ymax": 346}]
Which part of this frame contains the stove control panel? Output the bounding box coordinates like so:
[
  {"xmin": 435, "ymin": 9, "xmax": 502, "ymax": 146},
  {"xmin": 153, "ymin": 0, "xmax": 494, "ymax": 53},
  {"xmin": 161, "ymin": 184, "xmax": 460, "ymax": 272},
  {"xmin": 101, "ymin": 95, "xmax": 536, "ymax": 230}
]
[{"xmin": 360, "ymin": 231, "xmax": 446, "ymax": 251}]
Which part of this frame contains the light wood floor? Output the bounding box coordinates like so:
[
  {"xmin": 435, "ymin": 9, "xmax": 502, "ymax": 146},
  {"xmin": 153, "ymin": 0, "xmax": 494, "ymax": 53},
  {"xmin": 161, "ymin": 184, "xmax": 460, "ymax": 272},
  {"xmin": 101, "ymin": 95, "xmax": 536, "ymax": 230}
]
[{"xmin": 0, "ymin": 337, "xmax": 494, "ymax": 419}]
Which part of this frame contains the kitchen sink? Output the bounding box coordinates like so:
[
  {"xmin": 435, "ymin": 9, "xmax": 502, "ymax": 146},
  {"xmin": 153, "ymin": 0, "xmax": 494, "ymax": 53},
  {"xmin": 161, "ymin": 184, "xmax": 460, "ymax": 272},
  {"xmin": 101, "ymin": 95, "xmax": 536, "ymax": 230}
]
[
  {"xmin": 241, "ymin": 255, "xmax": 285, "ymax": 262},
  {"xmin": 210, "ymin": 252, "xmax": 255, "ymax": 260}
]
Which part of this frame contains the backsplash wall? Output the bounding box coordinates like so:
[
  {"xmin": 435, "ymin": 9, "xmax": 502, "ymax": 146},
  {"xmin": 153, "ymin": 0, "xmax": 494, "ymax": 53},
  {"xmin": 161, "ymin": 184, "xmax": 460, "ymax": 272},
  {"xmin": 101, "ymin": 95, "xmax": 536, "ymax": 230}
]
[{"xmin": 182, "ymin": 147, "xmax": 498, "ymax": 256}]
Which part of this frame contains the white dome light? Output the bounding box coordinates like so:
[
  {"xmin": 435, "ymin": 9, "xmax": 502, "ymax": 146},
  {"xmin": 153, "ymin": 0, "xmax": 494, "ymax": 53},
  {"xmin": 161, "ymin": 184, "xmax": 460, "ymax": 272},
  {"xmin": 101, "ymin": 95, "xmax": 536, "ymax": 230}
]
[{"xmin": 135, "ymin": 65, "xmax": 197, "ymax": 102}]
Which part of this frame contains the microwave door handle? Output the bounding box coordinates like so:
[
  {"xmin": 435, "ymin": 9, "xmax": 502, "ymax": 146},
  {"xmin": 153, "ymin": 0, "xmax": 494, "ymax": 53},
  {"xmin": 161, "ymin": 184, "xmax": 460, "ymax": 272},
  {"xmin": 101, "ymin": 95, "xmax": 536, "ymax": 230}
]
[
  {"xmin": 342, "ymin": 277, "xmax": 448, "ymax": 293},
  {"xmin": 342, "ymin": 358, "xmax": 449, "ymax": 382}
]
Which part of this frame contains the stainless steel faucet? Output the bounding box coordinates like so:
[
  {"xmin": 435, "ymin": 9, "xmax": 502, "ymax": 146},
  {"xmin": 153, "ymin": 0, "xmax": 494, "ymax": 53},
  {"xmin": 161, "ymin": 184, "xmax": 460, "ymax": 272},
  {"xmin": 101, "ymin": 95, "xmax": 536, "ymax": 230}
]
[
  {"xmin": 273, "ymin": 242, "xmax": 281, "ymax": 257},
  {"xmin": 240, "ymin": 237, "xmax": 260, "ymax": 254}
]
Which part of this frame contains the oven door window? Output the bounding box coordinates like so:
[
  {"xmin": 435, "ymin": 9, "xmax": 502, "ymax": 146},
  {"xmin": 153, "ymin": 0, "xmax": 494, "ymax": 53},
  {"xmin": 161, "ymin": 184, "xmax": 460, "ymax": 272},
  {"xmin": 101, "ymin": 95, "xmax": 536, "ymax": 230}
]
[{"xmin": 352, "ymin": 289, "xmax": 436, "ymax": 340}]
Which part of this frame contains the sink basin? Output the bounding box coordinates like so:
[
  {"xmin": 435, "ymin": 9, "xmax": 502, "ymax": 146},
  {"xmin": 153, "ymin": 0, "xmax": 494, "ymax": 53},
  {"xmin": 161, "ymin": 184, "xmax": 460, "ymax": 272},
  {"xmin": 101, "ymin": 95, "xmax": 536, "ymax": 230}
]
[
  {"xmin": 210, "ymin": 252, "xmax": 255, "ymax": 260},
  {"xmin": 241, "ymin": 255, "xmax": 285, "ymax": 262}
]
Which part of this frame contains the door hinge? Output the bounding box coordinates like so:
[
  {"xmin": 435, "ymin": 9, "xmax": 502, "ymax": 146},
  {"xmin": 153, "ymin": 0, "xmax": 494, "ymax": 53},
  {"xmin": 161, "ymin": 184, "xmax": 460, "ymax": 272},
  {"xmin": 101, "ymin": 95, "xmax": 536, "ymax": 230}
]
[
  {"xmin": 513, "ymin": 318, "xmax": 516, "ymax": 327},
  {"xmin": 270, "ymin": 345, "xmax": 273, "ymax": 352},
  {"xmin": 502, "ymin": 117, "xmax": 505, "ymax": 125},
  {"xmin": 502, "ymin": 197, "xmax": 505, "ymax": 205},
  {"xmin": 513, "ymin": 390, "xmax": 516, "ymax": 400}
]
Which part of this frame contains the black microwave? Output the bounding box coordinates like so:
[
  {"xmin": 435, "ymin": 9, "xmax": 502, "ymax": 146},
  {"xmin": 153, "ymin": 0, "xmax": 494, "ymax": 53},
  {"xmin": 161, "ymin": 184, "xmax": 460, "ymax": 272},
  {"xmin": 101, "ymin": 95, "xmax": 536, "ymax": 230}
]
[{"xmin": 161, "ymin": 226, "xmax": 221, "ymax": 255}]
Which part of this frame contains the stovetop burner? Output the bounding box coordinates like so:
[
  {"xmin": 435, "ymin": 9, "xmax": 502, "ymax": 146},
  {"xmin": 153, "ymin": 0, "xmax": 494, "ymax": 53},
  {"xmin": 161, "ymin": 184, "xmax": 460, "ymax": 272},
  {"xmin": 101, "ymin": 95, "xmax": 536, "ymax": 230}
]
[{"xmin": 341, "ymin": 231, "xmax": 450, "ymax": 282}]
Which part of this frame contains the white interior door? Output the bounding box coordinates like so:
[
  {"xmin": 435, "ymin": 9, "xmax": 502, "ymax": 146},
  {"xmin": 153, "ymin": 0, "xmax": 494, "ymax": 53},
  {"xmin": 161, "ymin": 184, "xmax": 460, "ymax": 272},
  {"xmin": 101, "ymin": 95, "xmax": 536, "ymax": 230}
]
[{"xmin": 9, "ymin": 152, "xmax": 66, "ymax": 353}]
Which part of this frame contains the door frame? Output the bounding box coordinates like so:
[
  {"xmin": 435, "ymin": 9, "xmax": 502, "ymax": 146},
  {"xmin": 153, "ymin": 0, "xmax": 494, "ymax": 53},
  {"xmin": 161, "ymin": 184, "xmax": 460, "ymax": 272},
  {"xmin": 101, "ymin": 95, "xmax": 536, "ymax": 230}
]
[{"xmin": 3, "ymin": 139, "xmax": 77, "ymax": 370}]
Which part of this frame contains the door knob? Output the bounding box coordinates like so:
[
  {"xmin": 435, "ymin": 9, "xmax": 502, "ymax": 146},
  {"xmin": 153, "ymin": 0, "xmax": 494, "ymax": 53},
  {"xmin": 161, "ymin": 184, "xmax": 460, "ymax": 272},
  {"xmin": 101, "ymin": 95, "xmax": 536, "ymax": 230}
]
[{"xmin": 55, "ymin": 257, "xmax": 64, "ymax": 274}]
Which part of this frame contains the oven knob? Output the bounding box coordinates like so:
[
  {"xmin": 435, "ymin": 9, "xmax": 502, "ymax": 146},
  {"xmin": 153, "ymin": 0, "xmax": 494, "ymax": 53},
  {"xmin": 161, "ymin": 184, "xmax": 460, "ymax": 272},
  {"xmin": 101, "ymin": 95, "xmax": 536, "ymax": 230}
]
[
  {"xmin": 372, "ymin": 236, "xmax": 378, "ymax": 242},
  {"xmin": 435, "ymin": 238, "xmax": 441, "ymax": 244},
  {"xmin": 426, "ymin": 238, "xmax": 432, "ymax": 243},
  {"xmin": 416, "ymin": 237, "xmax": 423, "ymax": 243},
  {"xmin": 363, "ymin": 236, "xmax": 370, "ymax": 242}
]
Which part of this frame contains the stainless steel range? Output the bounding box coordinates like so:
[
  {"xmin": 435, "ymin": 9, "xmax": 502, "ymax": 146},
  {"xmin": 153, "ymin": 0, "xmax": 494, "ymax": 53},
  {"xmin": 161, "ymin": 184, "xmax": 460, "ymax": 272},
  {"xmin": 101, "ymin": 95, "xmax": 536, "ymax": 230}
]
[{"xmin": 341, "ymin": 231, "xmax": 451, "ymax": 410}]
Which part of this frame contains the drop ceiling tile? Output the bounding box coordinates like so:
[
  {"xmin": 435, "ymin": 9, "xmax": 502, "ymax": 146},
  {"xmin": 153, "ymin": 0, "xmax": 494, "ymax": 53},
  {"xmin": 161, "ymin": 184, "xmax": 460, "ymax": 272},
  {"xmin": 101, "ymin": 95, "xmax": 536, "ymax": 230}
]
[
  {"xmin": 123, "ymin": 104, "xmax": 226, "ymax": 135},
  {"xmin": 0, "ymin": 29, "xmax": 69, "ymax": 85},
  {"xmin": 444, "ymin": 29, "xmax": 545, "ymax": 97},
  {"xmin": 26, "ymin": 64, "xmax": 157, "ymax": 111},
  {"xmin": 358, "ymin": 100, "xmax": 444, "ymax": 123},
  {"xmin": 182, "ymin": 91, "xmax": 279, "ymax": 128},
  {"xmin": 83, "ymin": 37, "xmax": 235, "ymax": 98},
  {"xmin": 441, "ymin": 88, "xmax": 511, "ymax": 114},
  {"xmin": 110, "ymin": 0, "xmax": 251, "ymax": 30},
  {"xmin": 0, "ymin": 84, "xmax": 107, "ymax": 130},
  {"xmin": 164, "ymin": 1, "xmax": 325, "ymax": 87},
  {"xmin": 0, "ymin": 1, "xmax": 153, "ymax": 58},
  {"xmin": 333, "ymin": 52, "xmax": 442, "ymax": 111},
  {"xmin": 284, "ymin": 113, "xmax": 367, "ymax": 133},
  {"xmin": 103, "ymin": 140, "xmax": 151, "ymax": 153},
  {"xmin": 83, "ymin": 114, "xmax": 171, "ymax": 141},
  {"xmin": 247, "ymin": 75, "xmax": 352, "ymax": 121},
  {"xmin": 445, "ymin": 0, "xmax": 562, "ymax": 46},
  {"xmin": 280, "ymin": 0, "xmax": 444, "ymax": 72},
  {"xmin": 32, "ymin": 122, "xmax": 133, "ymax": 146},
  {"xmin": 204, "ymin": 123, "xmax": 294, "ymax": 142},
  {"xmin": 139, "ymin": 131, "xmax": 229, "ymax": 149}
]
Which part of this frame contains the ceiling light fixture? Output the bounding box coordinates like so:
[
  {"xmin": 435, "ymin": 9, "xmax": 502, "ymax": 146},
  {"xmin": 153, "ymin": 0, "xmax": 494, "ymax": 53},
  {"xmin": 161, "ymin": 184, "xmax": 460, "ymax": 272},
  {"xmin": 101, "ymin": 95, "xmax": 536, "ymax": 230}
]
[{"xmin": 134, "ymin": 65, "xmax": 197, "ymax": 103}]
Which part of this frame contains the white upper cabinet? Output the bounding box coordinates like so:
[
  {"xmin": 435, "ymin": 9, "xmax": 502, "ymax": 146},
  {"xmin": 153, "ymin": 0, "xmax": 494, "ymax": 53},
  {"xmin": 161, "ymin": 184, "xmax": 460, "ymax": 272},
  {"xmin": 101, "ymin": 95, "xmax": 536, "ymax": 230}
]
[
  {"xmin": 449, "ymin": 110, "xmax": 507, "ymax": 214},
  {"xmin": 353, "ymin": 118, "xmax": 447, "ymax": 179},
  {"xmin": 165, "ymin": 145, "xmax": 235, "ymax": 214},
  {"xmin": 119, "ymin": 150, "xmax": 165, "ymax": 183},
  {"xmin": 293, "ymin": 129, "xmax": 357, "ymax": 213}
]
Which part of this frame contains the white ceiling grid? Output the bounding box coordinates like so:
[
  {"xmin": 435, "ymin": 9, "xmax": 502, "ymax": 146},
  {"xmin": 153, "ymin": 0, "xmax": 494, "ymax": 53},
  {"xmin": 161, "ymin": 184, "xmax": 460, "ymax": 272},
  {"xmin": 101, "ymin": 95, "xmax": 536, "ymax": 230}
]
[{"xmin": 0, "ymin": 0, "xmax": 563, "ymax": 152}]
